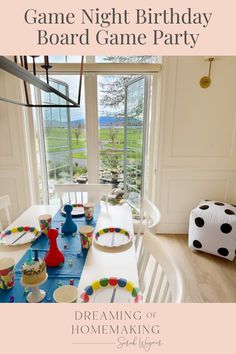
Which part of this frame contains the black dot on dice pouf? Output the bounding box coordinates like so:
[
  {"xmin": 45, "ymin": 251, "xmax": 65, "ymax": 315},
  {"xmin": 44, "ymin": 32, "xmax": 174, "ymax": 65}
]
[
  {"xmin": 225, "ymin": 209, "xmax": 235, "ymax": 215},
  {"xmin": 217, "ymin": 248, "xmax": 229, "ymax": 257},
  {"xmin": 193, "ymin": 240, "xmax": 202, "ymax": 249},
  {"xmin": 214, "ymin": 202, "xmax": 225, "ymax": 206},
  {"xmin": 195, "ymin": 217, "xmax": 205, "ymax": 227},
  {"xmin": 199, "ymin": 205, "xmax": 209, "ymax": 210},
  {"xmin": 220, "ymin": 223, "xmax": 232, "ymax": 234}
]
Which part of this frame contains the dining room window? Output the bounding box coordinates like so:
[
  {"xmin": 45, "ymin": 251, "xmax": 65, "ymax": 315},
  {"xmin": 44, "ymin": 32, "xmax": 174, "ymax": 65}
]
[{"xmin": 32, "ymin": 56, "xmax": 160, "ymax": 207}]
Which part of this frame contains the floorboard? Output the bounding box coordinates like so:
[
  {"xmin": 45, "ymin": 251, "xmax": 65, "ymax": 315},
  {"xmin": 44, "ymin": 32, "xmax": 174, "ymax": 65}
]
[{"xmin": 155, "ymin": 234, "xmax": 236, "ymax": 302}]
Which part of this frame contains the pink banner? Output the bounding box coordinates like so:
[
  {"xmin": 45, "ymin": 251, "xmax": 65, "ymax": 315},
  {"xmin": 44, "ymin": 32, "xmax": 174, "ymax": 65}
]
[
  {"xmin": 0, "ymin": 0, "xmax": 235, "ymax": 54},
  {"xmin": 0, "ymin": 304, "xmax": 235, "ymax": 353}
]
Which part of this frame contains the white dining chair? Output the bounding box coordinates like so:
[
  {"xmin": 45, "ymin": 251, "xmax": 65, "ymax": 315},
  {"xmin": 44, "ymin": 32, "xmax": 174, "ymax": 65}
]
[
  {"xmin": 138, "ymin": 230, "xmax": 185, "ymax": 303},
  {"xmin": 135, "ymin": 197, "xmax": 161, "ymax": 255},
  {"xmin": 54, "ymin": 183, "xmax": 112, "ymax": 206},
  {"xmin": 0, "ymin": 195, "xmax": 11, "ymax": 232}
]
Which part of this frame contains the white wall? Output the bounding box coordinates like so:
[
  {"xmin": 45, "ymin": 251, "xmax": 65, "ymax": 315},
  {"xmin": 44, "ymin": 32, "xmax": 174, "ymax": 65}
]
[
  {"xmin": 0, "ymin": 71, "xmax": 33, "ymax": 226},
  {"xmin": 152, "ymin": 56, "xmax": 236, "ymax": 234}
]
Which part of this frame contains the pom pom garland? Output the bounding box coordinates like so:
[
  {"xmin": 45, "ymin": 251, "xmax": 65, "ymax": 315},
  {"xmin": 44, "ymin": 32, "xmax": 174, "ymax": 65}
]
[
  {"xmin": 80, "ymin": 277, "xmax": 142, "ymax": 303},
  {"xmin": 1, "ymin": 226, "xmax": 39, "ymax": 237}
]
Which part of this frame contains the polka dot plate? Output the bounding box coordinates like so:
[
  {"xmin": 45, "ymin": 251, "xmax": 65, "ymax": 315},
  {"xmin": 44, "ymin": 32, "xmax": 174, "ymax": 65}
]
[
  {"xmin": 0, "ymin": 226, "xmax": 40, "ymax": 246},
  {"xmin": 80, "ymin": 277, "xmax": 143, "ymax": 303},
  {"xmin": 61, "ymin": 204, "xmax": 84, "ymax": 217},
  {"xmin": 93, "ymin": 228, "xmax": 133, "ymax": 248}
]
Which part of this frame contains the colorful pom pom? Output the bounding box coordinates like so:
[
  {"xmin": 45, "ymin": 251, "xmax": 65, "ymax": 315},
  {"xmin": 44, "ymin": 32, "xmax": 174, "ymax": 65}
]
[
  {"xmin": 80, "ymin": 292, "xmax": 89, "ymax": 302},
  {"xmin": 118, "ymin": 278, "xmax": 127, "ymax": 287},
  {"xmin": 134, "ymin": 294, "xmax": 143, "ymax": 303},
  {"xmin": 132, "ymin": 287, "xmax": 140, "ymax": 297},
  {"xmin": 109, "ymin": 277, "xmax": 118, "ymax": 286},
  {"xmin": 85, "ymin": 285, "xmax": 93, "ymax": 295},
  {"xmin": 126, "ymin": 281, "xmax": 135, "ymax": 292},
  {"xmin": 100, "ymin": 278, "xmax": 109, "ymax": 287},
  {"xmin": 91, "ymin": 281, "xmax": 101, "ymax": 291}
]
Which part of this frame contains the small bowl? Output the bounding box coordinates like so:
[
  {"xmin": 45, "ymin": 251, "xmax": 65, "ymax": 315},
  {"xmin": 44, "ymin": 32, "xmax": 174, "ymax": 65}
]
[{"xmin": 53, "ymin": 285, "xmax": 78, "ymax": 303}]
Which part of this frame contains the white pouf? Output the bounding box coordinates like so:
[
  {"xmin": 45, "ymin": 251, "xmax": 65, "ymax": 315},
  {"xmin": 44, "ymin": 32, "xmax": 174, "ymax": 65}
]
[{"xmin": 188, "ymin": 200, "xmax": 236, "ymax": 261}]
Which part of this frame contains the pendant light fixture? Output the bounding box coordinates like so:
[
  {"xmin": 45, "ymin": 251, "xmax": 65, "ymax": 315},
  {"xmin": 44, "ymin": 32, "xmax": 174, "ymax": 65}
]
[{"xmin": 0, "ymin": 55, "xmax": 84, "ymax": 108}]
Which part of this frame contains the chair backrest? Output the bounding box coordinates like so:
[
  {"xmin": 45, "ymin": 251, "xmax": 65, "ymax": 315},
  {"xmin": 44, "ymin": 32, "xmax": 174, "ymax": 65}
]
[
  {"xmin": 138, "ymin": 230, "xmax": 185, "ymax": 303},
  {"xmin": 0, "ymin": 195, "xmax": 11, "ymax": 232},
  {"xmin": 142, "ymin": 197, "xmax": 161, "ymax": 230},
  {"xmin": 135, "ymin": 197, "xmax": 161, "ymax": 251},
  {"xmin": 54, "ymin": 183, "xmax": 112, "ymax": 206}
]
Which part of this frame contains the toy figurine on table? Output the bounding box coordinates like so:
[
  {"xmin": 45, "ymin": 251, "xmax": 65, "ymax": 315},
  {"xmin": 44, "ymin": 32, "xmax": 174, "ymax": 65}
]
[
  {"xmin": 45, "ymin": 229, "xmax": 65, "ymax": 267},
  {"xmin": 61, "ymin": 205, "xmax": 77, "ymax": 235}
]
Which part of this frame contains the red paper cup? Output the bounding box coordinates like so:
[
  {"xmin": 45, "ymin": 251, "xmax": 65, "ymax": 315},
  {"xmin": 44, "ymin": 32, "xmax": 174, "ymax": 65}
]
[{"xmin": 0, "ymin": 257, "xmax": 15, "ymax": 290}]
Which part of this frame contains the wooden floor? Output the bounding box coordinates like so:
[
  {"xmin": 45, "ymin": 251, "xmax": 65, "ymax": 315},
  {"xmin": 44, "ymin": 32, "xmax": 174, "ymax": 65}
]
[{"xmin": 156, "ymin": 234, "xmax": 236, "ymax": 302}]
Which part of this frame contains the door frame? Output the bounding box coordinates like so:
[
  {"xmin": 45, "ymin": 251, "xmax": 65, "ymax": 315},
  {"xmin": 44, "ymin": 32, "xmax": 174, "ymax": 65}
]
[
  {"xmin": 31, "ymin": 63, "xmax": 160, "ymax": 204},
  {"xmin": 124, "ymin": 75, "xmax": 151, "ymax": 211}
]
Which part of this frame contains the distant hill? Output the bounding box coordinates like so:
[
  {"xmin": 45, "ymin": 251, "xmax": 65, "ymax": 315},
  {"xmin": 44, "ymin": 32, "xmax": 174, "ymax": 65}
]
[{"xmin": 45, "ymin": 116, "xmax": 142, "ymax": 128}]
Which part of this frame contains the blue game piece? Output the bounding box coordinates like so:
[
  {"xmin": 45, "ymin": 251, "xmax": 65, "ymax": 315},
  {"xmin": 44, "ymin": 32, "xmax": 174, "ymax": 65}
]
[{"xmin": 61, "ymin": 204, "xmax": 77, "ymax": 235}]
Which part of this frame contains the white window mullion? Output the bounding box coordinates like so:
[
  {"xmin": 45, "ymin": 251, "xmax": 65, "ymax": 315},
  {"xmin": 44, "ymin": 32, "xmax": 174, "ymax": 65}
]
[
  {"xmin": 146, "ymin": 73, "xmax": 159, "ymax": 203},
  {"xmin": 84, "ymin": 72, "xmax": 99, "ymax": 183},
  {"xmin": 34, "ymin": 87, "xmax": 50, "ymax": 204}
]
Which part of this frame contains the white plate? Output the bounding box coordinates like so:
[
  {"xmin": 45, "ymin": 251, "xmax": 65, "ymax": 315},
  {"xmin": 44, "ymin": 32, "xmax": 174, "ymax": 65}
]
[
  {"xmin": 61, "ymin": 205, "xmax": 84, "ymax": 217},
  {"xmin": 0, "ymin": 230, "xmax": 40, "ymax": 246},
  {"xmin": 93, "ymin": 228, "xmax": 132, "ymax": 248}
]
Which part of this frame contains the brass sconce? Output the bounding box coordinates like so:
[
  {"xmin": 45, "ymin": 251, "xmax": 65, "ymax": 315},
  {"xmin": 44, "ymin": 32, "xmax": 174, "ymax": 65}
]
[{"xmin": 200, "ymin": 57, "xmax": 215, "ymax": 89}]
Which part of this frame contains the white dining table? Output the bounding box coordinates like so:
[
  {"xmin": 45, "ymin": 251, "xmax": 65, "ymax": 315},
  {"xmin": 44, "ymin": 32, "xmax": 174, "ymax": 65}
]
[
  {"xmin": 0, "ymin": 205, "xmax": 58, "ymax": 263},
  {"xmin": 0, "ymin": 202, "xmax": 139, "ymax": 302},
  {"xmin": 77, "ymin": 202, "xmax": 139, "ymax": 302}
]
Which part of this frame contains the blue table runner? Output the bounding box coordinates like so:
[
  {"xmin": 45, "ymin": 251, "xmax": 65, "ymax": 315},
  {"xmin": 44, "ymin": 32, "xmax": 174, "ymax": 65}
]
[{"xmin": 0, "ymin": 205, "xmax": 100, "ymax": 303}]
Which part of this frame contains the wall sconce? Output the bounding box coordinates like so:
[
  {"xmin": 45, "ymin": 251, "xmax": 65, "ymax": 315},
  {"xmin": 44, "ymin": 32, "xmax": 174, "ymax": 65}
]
[{"xmin": 200, "ymin": 57, "xmax": 215, "ymax": 89}]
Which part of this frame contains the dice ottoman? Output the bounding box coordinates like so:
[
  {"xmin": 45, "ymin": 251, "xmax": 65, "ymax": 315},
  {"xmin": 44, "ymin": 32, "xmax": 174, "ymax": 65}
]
[{"xmin": 189, "ymin": 200, "xmax": 236, "ymax": 261}]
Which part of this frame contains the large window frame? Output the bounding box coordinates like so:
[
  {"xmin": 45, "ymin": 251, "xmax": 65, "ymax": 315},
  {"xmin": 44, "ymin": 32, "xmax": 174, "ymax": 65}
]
[{"xmin": 31, "ymin": 59, "xmax": 161, "ymax": 204}]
